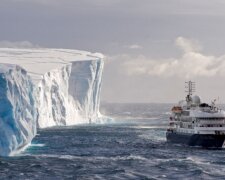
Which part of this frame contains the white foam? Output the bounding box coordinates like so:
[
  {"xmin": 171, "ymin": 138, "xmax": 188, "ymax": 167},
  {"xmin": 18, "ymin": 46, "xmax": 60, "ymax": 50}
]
[
  {"xmin": 10, "ymin": 143, "xmax": 31, "ymax": 157},
  {"xmin": 30, "ymin": 143, "xmax": 46, "ymax": 147}
]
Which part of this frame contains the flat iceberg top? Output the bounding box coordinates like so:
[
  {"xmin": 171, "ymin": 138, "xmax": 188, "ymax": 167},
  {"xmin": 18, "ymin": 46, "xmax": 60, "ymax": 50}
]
[{"xmin": 0, "ymin": 48, "xmax": 103, "ymax": 83}]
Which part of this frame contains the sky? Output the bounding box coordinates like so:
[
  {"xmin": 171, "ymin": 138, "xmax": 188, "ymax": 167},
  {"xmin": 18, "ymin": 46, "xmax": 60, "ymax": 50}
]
[{"xmin": 1, "ymin": 0, "xmax": 225, "ymax": 103}]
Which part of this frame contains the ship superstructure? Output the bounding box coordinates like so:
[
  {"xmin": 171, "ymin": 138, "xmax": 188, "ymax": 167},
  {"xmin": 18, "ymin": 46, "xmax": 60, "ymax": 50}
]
[{"xmin": 166, "ymin": 81, "xmax": 225, "ymax": 148}]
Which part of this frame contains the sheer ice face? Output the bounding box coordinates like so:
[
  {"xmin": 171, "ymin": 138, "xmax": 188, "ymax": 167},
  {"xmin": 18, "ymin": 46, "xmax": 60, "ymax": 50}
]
[
  {"xmin": 0, "ymin": 64, "xmax": 37, "ymax": 156},
  {"xmin": 0, "ymin": 48, "xmax": 107, "ymax": 129},
  {"xmin": 38, "ymin": 60, "xmax": 104, "ymax": 127}
]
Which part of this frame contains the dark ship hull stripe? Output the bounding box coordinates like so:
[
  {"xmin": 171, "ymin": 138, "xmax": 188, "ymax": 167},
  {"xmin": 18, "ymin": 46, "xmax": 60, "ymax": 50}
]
[{"xmin": 166, "ymin": 131, "xmax": 225, "ymax": 148}]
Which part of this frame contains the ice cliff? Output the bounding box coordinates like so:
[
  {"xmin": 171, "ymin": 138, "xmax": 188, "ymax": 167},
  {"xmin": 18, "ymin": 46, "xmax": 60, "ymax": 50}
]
[
  {"xmin": 0, "ymin": 48, "xmax": 107, "ymax": 155},
  {"xmin": 0, "ymin": 64, "xmax": 37, "ymax": 156},
  {"xmin": 38, "ymin": 59, "xmax": 104, "ymax": 128}
]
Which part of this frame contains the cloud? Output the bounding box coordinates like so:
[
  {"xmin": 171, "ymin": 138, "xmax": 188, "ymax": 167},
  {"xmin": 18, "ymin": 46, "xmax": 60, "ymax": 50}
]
[
  {"xmin": 125, "ymin": 44, "xmax": 143, "ymax": 49},
  {"xmin": 0, "ymin": 41, "xmax": 40, "ymax": 48},
  {"xmin": 119, "ymin": 37, "xmax": 225, "ymax": 78},
  {"xmin": 175, "ymin": 36, "xmax": 202, "ymax": 53}
]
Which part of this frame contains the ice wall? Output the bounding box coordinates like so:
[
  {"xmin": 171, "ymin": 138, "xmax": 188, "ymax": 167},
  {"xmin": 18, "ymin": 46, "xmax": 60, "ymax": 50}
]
[
  {"xmin": 0, "ymin": 64, "xmax": 37, "ymax": 156},
  {"xmin": 37, "ymin": 59, "xmax": 104, "ymax": 128},
  {"xmin": 0, "ymin": 48, "xmax": 108, "ymax": 130}
]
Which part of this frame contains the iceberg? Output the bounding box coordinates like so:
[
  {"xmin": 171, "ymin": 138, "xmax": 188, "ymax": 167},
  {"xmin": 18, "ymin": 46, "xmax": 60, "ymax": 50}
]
[
  {"xmin": 0, "ymin": 48, "xmax": 108, "ymax": 155},
  {"xmin": 0, "ymin": 48, "xmax": 108, "ymax": 138},
  {"xmin": 0, "ymin": 64, "xmax": 37, "ymax": 156}
]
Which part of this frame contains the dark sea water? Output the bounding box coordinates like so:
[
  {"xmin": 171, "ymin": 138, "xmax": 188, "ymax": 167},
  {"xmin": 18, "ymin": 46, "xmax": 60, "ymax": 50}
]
[{"xmin": 1, "ymin": 103, "xmax": 225, "ymax": 179}]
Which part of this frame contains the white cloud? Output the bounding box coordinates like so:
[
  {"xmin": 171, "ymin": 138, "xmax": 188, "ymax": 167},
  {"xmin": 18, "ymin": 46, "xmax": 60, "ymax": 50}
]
[
  {"xmin": 175, "ymin": 36, "xmax": 202, "ymax": 53},
  {"xmin": 120, "ymin": 37, "xmax": 225, "ymax": 78},
  {"xmin": 125, "ymin": 44, "xmax": 143, "ymax": 49},
  {"xmin": 0, "ymin": 41, "xmax": 40, "ymax": 48}
]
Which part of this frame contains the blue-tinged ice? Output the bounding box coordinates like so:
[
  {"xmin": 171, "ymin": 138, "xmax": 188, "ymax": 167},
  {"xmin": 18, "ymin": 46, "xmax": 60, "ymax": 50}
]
[
  {"xmin": 37, "ymin": 59, "xmax": 110, "ymax": 127},
  {"xmin": 0, "ymin": 64, "xmax": 37, "ymax": 156},
  {"xmin": 0, "ymin": 48, "xmax": 111, "ymax": 156}
]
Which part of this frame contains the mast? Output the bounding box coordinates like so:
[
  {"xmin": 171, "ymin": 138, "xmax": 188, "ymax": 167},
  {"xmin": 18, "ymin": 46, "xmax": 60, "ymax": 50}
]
[{"xmin": 185, "ymin": 81, "xmax": 195, "ymax": 106}]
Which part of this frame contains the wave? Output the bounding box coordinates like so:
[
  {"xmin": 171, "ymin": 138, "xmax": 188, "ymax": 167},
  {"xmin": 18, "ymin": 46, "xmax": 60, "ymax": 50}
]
[
  {"xmin": 186, "ymin": 156, "xmax": 211, "ymax": 165},
  {"xmin": 23, "ymin": 154, "xmax": 149, "ymax": 162},
  {"xmin": 138, "ymin": 129, "xmax": 167, "ymax": 142},
  {"xmin": 30, "ymin": 143, "xmax": 46, "ymax": 147}
]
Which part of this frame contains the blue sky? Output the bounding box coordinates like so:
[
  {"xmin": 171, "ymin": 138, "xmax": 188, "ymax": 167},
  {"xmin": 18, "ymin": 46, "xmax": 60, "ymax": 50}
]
[{"xmin": 1, "ymin": 0, "xmax": 225, "ymax": 103}]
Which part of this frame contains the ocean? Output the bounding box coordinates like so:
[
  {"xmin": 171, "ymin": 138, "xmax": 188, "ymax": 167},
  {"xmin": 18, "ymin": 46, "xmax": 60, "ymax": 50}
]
[{"xmin": 1, "ymin": 103, "xmax": 225, "ymax": 179}]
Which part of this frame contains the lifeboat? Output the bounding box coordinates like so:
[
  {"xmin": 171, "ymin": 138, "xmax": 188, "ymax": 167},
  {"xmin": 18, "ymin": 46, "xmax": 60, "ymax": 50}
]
[{"xmin": 171, "ymin": 106, "xmax": 182, "ymax": 113}]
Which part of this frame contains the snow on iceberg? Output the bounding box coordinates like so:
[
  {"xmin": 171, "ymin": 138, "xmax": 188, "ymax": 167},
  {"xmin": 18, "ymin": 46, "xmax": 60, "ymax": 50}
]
[{"xmin": 0, "ymin": 64, "xmax": 37, "ymax": 156}]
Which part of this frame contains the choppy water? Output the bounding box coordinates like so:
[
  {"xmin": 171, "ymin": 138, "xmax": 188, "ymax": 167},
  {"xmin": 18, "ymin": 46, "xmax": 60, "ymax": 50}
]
[{"xmin": 1, "ymin": 103, "xmax": 225, "ymax": 179}]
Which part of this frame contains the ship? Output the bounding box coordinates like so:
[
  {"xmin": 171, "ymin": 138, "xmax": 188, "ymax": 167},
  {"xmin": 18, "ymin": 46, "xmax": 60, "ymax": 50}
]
[{"xmin": 166, "ymin": 81, "xmax": 225, "ymax": 148}]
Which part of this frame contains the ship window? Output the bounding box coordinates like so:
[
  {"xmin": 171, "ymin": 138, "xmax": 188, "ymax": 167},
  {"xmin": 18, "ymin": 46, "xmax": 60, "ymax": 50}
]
[
  {"xmin": 199, "ymin": 103, "xmax": 210, "ymax": 107},
  {"xmin": 182, "ymin": 111, "xmax": 190, "ymax": 116},
  {"xmin": 197, "ymin": 117, "xmax": 225, "ymax": 120}
]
